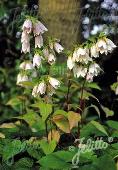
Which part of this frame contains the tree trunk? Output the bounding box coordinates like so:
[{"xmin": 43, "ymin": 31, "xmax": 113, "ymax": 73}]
[{"xmin": 39, "ymin": 0, "xmax": 81, "ymax": 49}]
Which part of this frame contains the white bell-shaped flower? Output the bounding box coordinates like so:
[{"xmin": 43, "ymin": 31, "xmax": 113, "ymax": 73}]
[
  {"xmin": 38, "ymin": 82, "xmax": 46, "ymax": 95},
  {"xmin": 22, "ymin": 41, "xmax": 30, "ymax": 54},
  {"xmin": 17, "ymin": 73, "xmax": 29, "ymax": 86},
  {"xmin": 91, "ymin": 44, "xmax": 99, "ymax": 58},
  {"xmin": 35, "ymin": 35, "xmax": 43, "ymax": 48},
  {"xmin": 106, "ymin": 38, "xmax": 116, "ymax": 53},
  {"xmin": 88, "ymin": 63, "xmax": 101, "ymax": 76},
  {"xmin": 54, "ymin": 42, "xmax": 64, "ymax": 53},
  {"xmin": 48, "ymin": 53, "xmax": 56, "ymax": 65},
  {"xmin": 115, "ymin": 86, "xmax": 118, "ymax": 95},
  {"xmin": 67, "ymin": 56, "xmax": 75, "ymax": 70},
  {"xmin": 22, "ymin": 19, "xmax": 32, "ymax": 34},
  {"xmin": 96, "ymin": 39, "xmax": 108, "ymax": 54},
  {"xmin": 49, "ymin": 77, "xmax": 60, "ymax": 89},
  {"xmin": 32, "ymin": 82, "xmax": 46, "ymax": 97},
  {"xmin": 33, "ymin": 54, "xmax": 42, "ymax": 68},
  {"xmin": 33, "ymin": 21, "xmax": 48, "ymax": 36},
  {"xmin": 73, "ymin": 65, "xmax": 87, "ymax": 78},
  {"xmin": 73, "ymin": 48, "xmax": 91, "ymax": 64},
  {"xmin": 21, "ymin": 31, "xmax": 29, "ymax": 43},
  {"xmin": 19, "ymin": 61, "xmax": 33, "ymax": 70}
]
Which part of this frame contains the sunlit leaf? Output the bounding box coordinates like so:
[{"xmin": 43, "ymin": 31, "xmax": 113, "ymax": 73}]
[
  {"xmin": 68, "ymin": 111, "xmax": 81, "ymax": 130},
  {"xmin": 54, "ymin": 110, "xmax": 68, "ymax": 117},
  {"xmin": 0, "ymin": 133, "xmax": 5, "ymax": 138},
  {"xmin": 39, "ymin": 102, "xmax": 52, "ymax": 121},
  {"xmin": 48, "ymin": 129, "xmax": 60, "ymax": 143},
  {"xmin": 52, "ymin": 115, "xmax": 70, "ymax": 133}
]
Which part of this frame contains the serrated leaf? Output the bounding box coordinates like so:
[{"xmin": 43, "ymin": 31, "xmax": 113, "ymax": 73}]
[
  {"xmin": 3, "ymin": 140, "xmax": 26, "ymax": 161},
  {"xmin": 68, "ymin": 111, "xmax": 81, "ymax": 130},
  {"xmin": 91, "ymin": 121, "xmax": 108, "ymax": 136},
  {"xmin": 14, "ymin": 157, "xmax": 33, "ymax": 169},
  {"xmin": 52, "ymin": 115, "xmax": 70, "ymax": 133}
]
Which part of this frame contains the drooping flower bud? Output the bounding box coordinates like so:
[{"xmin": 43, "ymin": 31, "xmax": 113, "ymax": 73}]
[
  {"xmin": 35, "ymin": 35, "xmax": 43, "ymax": 48},
  {"xmin": 67, "ymin": 56, "xmax": 75, "ymax": 70},
  {"xmin": 33, "ymin": 54, "xmax": 42, "ymax": 68},
  {"xmin": 48, "ymin": 53, "xmax": 56, "ymax": 65},
  {"xmin": 54, "ymin": 42, "xmax": 64, "ymax": 53}
]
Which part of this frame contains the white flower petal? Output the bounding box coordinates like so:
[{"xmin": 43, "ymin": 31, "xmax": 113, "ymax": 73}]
[
  {"xmin": 33, "ymin": 21, "xmax": 48, "ymax": 36},
  {"xmin": 33, "ymin": 54, "xmax": 42, "ymax": 68},
  {"xmin": 22, "ymin": 19, "xmax": 32, "ymax": 34},
  {"xmin": 67, "ymin": 56, "xmax": 75, "ymax": 70},
  {"xmin": 49, "ymin": 77, "xmax": 60, "ymax": 89},
  {"xmin": 35, "ymin": 35, "xmax": 43, "ymax": 48}
]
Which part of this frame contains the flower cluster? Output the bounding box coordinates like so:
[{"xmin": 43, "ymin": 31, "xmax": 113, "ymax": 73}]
[
  {"xmin": 32, "ymin": 77, "xmax": 60, "ymax": 97},
  {"xmin": 67, "ymin": 36, "xmax": 116, "ymax": 82},
  {"xmin": 17, "ymin": 17, "xmax": 63, "ymax": 97}
]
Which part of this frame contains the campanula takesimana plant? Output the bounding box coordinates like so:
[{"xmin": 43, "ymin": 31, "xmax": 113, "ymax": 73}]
[{"xmin": 16, "ymin": 15, "xmax": 116, "ymax": 141}]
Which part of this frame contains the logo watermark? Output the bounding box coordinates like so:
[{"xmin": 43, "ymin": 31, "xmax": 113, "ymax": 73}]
[{"xmin": 69, "ymin": 137, "xmax": 113, "ymax": 169}]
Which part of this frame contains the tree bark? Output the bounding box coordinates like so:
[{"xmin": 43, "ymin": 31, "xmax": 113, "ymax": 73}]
[{"xmin": 39, "ymin": 0, "xmax": 81, "ymax": 49}]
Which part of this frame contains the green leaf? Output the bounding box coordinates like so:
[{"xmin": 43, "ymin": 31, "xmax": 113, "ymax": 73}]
[
  {"xmin": 111, "ymin": 143, "xmax": 118, "ymax": 150},
  {"xmin": 91, "ymin": 121, "xmax": 108, "ymax": 136},
  {"xmin": 111, "ymin": 82, "xmax": 118, "ymax": 91},
  {"xmin": 83, "ymin": 105, "xmax": 100, "ymax": 119},
  {"xmin": 17, "ymin": 109, "xmax": 45, "ymax": 131},
  {"xmin": 101, "ymin": 106, "xmax": 114, "ymax": 117},
  {"xmin": 79, "ymin": 154, "xmax": 116, "ymax": 170},
  {"xmin": 107, "ymin": 120, "xmax": 118, "ymax": 130},
  {"xmin": 2, "ymin": 140, "xmax": 26, "ymax": 161},
  {"xmin": 80, "ymin": 122, "xmax": 108, "ymax": 138},
  {"xmin": 39, "ymin": 102, "xmax": 52, "ymax": 121},
  {"xmin": 39, "ymin": 151, "xmax": 73, "ymax": 169},
  {"xmin": 54, "ymin": 110, "xmax": 68, "ymax": 117},
  {"xmin": 6, "ymin": 97, "xmax": 22, "ymax": 107},
  {"xmin": 86, "ymin": 82, "xmax": 101, "ymax": 90},
  {"xmin": 40, "ymin": 139, "xmax": 57, "ymax": 155},
  {"xmin": 13, "ymin": 157, "xmax": 33, "ymax": 169},
  {"xmin": 27, "ymin": 147, "xmax": 42, "ymax": 160},
  {"xmin": 92, "ymin": 155, "xmax": 116, "ymax": 170}
]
